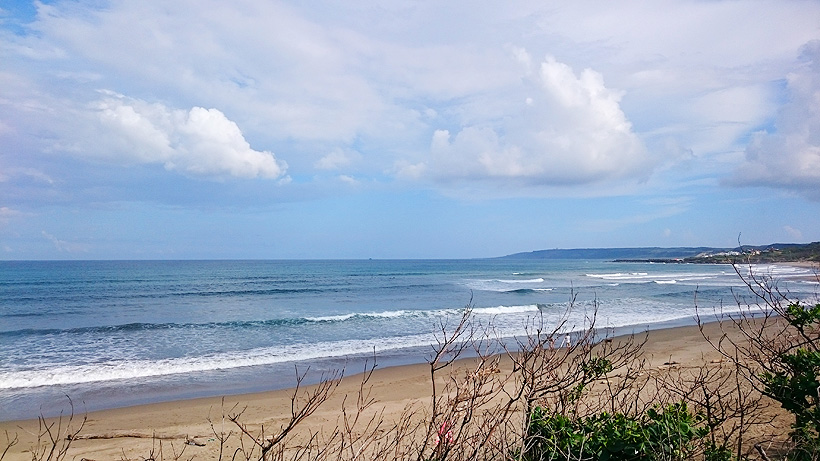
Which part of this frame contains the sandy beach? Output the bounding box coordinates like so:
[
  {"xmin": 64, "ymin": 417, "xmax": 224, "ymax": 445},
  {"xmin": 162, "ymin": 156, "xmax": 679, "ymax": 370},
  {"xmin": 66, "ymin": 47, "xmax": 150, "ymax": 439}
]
[{"xmin": 0, "ymin": 317, "xmax": 795, "ymax": 461}]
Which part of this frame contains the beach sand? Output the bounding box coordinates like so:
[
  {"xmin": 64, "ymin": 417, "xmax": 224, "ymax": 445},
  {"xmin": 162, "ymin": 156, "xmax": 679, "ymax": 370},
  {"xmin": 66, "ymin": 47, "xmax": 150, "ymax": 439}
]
[{"xmin": 0, "ymin": 318, "xmax": 794, "ymax": 461}]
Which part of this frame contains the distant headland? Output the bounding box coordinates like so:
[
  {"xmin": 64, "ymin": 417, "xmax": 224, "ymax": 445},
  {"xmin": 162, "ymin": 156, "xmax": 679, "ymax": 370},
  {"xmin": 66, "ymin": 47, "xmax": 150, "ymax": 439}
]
[{"xmin": 500, "ymin": 242, "xmax": 820, "ymax": 263}]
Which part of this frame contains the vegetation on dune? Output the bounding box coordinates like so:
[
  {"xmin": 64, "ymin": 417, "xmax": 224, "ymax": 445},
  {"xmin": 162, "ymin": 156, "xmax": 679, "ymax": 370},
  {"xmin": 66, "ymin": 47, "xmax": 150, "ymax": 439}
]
[
  {"xmin": 3, "ymin": 263, "xmax": 819, "ymax": 461},
  {"xmin": 524, "ymin": 402, "xmax": 711, "ymax": 461}
]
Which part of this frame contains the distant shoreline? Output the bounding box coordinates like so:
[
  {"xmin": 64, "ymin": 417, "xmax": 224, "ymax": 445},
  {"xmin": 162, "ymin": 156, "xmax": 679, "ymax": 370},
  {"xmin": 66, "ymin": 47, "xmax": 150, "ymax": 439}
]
[
  {"xmin": 502, "ymin": 241, "xmax": 820, "ymax": 262},
  {"xmin": 613, "ymin": 259, "xmax": 690, "ymax": 263},
  {"xmin": 614, "ymin": 258, "xmax": 820, "ymax": 266}
]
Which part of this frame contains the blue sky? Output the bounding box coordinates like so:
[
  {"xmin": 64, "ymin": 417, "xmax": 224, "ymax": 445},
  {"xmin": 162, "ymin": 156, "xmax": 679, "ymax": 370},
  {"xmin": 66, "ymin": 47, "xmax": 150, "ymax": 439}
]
[{"xmin": 2, "ymin": 1, "xmax": 820, "ymax": 259}]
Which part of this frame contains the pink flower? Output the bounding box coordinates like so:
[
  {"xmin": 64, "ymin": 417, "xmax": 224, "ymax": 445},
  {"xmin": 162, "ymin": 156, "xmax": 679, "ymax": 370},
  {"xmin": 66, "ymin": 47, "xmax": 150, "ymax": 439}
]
[{"xmin": 434, "ymin": 421, "xmax": 454, "ymax": 446}]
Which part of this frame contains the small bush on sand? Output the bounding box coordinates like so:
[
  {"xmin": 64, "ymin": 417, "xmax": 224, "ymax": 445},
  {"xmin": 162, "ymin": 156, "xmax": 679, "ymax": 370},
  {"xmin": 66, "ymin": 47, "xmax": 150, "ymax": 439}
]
[{"xmin": 524, "ymin": 402, "xmax": 707, "ymax": 461}]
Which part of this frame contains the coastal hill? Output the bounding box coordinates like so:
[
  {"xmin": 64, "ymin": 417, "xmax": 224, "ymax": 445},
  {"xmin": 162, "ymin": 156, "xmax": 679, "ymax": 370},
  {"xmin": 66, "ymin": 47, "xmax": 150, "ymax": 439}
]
[{"xmin": 500, "ymin": 241, "xmax": 820, "ymax": 263}]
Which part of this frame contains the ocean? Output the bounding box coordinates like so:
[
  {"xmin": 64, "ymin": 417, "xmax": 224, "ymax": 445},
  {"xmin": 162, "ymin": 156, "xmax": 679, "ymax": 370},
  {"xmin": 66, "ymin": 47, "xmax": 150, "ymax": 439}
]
[{"xmin": 1, "ymin": 259, "xmax": 816, "ymax": 421}]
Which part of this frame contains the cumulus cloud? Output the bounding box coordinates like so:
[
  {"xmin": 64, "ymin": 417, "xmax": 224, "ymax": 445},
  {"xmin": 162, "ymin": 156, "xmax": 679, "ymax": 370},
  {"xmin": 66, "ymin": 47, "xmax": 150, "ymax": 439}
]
[
  {"xmin": 427, "ymin": 54, "xmax": 650, "ymax": 186},
  {"xmin": 4, "ymin": 0, "xmax": 819, "ymax": 201},
  {"xmin": 94, "ymin": 92, "xmax": 287, "ymax": 179},
  {"xmin": 731, "ymin": 41, "xmax": 820, "ymax": 199}
]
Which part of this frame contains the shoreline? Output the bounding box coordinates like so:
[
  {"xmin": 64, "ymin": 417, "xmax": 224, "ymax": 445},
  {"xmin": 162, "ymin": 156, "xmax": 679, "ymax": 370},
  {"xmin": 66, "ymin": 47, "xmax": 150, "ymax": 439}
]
[
  {"xmin": 0, "ymin": 312, "xmax": 717, "ymax": 423},
  {"xmin": 3, "ymin": 260, "xmax": 815, "ymax": 423},
  {"xmin": 0, "ymin": 319, "xmax": 771, "ymax": 460}
]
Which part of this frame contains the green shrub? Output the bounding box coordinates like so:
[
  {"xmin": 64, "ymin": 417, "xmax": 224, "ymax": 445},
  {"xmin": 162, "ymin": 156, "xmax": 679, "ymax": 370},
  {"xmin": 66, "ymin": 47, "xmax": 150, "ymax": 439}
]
[
  {"xmin": 760, "ymin": 302, "xmax": 820, "ymax": 460},
  {"xmin": 524, "ymin": 402, "xmax": 708, "ymax": 461}
]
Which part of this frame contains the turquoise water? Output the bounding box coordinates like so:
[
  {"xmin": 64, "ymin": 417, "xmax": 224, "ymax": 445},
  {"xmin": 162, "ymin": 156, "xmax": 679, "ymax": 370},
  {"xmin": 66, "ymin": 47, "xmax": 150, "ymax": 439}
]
[{"xmin": 1, "ymin": 259, "xmax": 815, "ymax": 420}]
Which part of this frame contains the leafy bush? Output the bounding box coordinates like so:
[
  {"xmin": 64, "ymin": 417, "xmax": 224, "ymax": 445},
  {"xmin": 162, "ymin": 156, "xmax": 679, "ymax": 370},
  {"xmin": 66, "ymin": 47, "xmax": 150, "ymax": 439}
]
[
  {"xmin": 524, "ymin": 402, "xmax": 708, "ymax": 461},
  {"xmin": 760, "ymin": 303, "xmax": 820, "ymax": 460}
]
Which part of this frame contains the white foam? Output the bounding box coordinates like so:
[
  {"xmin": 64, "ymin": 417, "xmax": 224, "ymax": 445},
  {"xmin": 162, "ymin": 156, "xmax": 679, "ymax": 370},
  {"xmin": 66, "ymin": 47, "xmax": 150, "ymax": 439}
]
[
  {"xmin": 586, "ymin": 272, "xmax": 630, "ymax": 279},
  {"xmin": 464, "ymin": 277, "xmax": 550, "ymax": 292},
  {"xmin": 496, "ymin": 278, "xmax": 545, "ymax": 284},
  {"xmin": 472, "ymin": 304, "xmax": 540, "ymax": 315},
  {"xmin": 586, "ymin": 271, "xmax": 730, "ymax": 285},
  {"xmin": 305, "ymin": 309, "xmax": 422, "ymax": 322},
  {"xmin": 586, "ymin": 272, "xmax": 654, "ymax": 281},
  {"xmin": 0, "ymin": 333, "xmax": 440, "ymax": 390},
  {"xmin": 368, "ymin": 310, "xmax": 415, "ymax": 318},
  {"xmin": 305, "ymin": 313, "xmax": 356, "ymax": 322}
]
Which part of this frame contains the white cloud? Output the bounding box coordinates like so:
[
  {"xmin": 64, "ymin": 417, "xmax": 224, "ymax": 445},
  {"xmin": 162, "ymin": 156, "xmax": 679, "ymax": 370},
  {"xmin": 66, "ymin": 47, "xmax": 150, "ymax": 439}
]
[
  {"xmin": 54, "ymin": 70, "xmax": 102, "ymax": 83},
  {"xmin": 582, "ymin": 200, "xmax": 690, "ymax": 232},
  {"xmin": 0, "ymin": 167, "xmax": 54, "ymax": 184},
  {"xmin": 314, "ymin": 148, "xmax": 360, "ymax": 170},
  {"xmin": 731, "ymin": 41, "xmax": 820, "ymax": 199},
  {"xmin": 0, "ymin": 118, "xmax": 12, "ymax": 136},
  {"xmin": 22, "ymin": 0, "xmax": 389, "ymax": 143},
  {"xmin": 427, "ymin": 54, "xmax": 650, "ymax": 185},
  {"xmin": 41, "ymin": 230, "xmax": 89, "ymax": 253},
  {"xmin": 392, "ymin": 160, "xmax": 427, "ymax": 180},
  {"xmin": 3, "ymin": 0, "xmax": 820, "ymax": 200},
  {"xmin": 783, "ymin": 225, "xmax": 803, "ymax": 240},
  {"xmin": 338, "ymin": 174, "xmax": 359, "ymax": 185},
  {"xmin": 94, "ymin": 93, "xmax": 287, "ymax": 179},
  {"xmin": 0, "ymin": 207, "xmax": 22, "ymax": 226},
  {"xmin": 683, "ymin": 84, "xmax": 774, "ymax": 154}
]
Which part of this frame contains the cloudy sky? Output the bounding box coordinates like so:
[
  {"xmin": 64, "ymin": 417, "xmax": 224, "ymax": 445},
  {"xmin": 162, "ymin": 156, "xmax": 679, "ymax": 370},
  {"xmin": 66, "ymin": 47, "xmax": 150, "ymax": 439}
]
[{"xmin": 2, "ymin": 1, "xmax": 820, "ymax": 259}]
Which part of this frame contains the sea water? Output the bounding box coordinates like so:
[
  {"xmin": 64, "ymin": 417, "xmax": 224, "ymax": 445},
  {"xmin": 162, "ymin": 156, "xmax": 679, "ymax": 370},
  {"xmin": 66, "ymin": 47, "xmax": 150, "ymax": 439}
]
[{"xmin": 1, "ymin": 259, "xmax": 816, "ymax": 421}]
